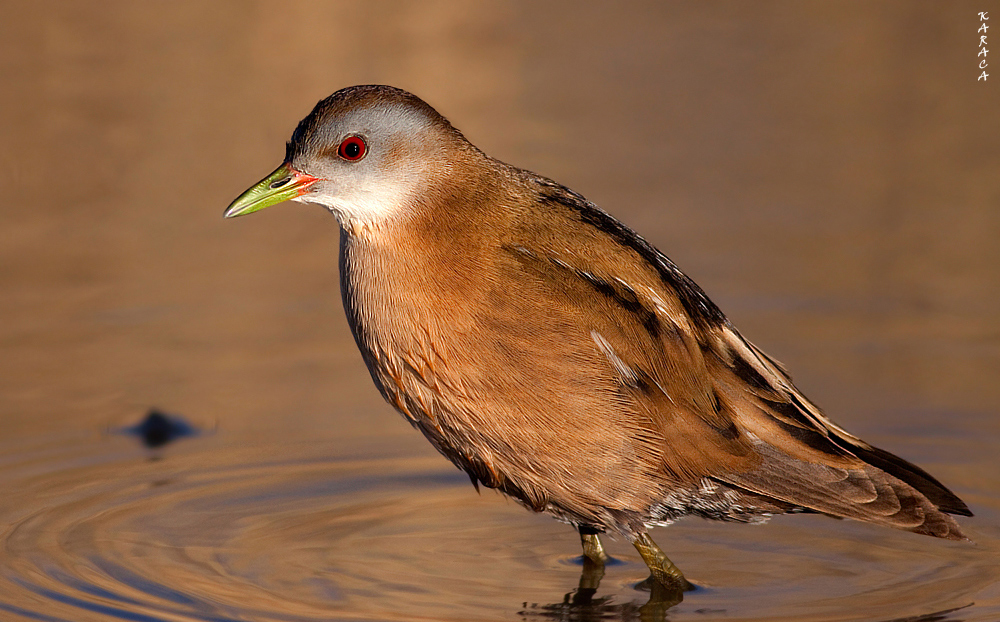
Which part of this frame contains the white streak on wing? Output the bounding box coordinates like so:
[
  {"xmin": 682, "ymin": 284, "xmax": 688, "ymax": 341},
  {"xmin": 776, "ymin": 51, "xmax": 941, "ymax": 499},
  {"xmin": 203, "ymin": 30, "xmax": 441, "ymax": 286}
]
[
  {"xmin": 648, "ymin": 375, "xmax": 675, "ymax": 405},
  {"xmin": 589, "ymin": 329, "xmax": 675, "ymax": 405},
  {"xmin": 590, "ymin": 330, "xmax": 638, "ymax": 385}
]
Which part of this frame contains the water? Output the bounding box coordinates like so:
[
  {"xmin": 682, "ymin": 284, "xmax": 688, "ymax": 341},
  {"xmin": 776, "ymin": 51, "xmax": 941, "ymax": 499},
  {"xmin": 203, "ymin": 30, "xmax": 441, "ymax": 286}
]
[{"xmin": 1, "ymin": 2, "xmax": 998, "ymax": 621}]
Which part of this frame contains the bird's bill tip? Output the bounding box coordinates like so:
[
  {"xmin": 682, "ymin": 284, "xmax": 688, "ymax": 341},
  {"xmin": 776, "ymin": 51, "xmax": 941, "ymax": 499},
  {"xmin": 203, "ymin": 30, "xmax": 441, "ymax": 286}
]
[{"xmin": 224, "ymin": 163, "xmax": 319, "ymax": 218}]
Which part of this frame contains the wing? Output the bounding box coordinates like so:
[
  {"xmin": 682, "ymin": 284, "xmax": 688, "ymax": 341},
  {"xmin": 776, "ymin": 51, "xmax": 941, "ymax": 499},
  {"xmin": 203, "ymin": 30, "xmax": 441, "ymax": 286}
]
[{"xmin": 503, "ymin": 177, "xmax": 969, "ymax": 539}]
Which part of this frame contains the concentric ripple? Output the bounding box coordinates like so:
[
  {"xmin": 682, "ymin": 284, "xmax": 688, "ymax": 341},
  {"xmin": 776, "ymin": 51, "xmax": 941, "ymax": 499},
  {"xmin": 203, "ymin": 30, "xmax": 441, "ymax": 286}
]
[
  {"xmin": 0, "ymin": 429, "xmax": 614, "ymax": 622},
  {"xmin": 0, "ymin": 429, "xmax": 997, "ymax": 622}
]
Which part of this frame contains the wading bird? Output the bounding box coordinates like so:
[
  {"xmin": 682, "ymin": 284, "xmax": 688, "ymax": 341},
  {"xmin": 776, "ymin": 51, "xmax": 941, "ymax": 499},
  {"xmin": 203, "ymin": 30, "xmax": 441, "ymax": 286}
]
[{"xmin": 225, "ymin": 85, "xmax": 971, "ymax": 592}]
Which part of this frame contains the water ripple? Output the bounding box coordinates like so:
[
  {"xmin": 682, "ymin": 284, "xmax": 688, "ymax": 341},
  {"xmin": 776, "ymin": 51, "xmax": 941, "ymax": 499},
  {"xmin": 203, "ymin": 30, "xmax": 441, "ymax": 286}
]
[{"xmin": 0, "ymin": 431, "xmax": 997, "ymax": 622}]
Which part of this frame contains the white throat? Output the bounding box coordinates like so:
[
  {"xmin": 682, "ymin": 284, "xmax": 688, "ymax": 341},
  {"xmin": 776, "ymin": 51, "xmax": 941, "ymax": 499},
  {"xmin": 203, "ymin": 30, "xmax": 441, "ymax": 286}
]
[{"xmin": 292, "ymin": 172, "xmax": 420, "ymax": 229}]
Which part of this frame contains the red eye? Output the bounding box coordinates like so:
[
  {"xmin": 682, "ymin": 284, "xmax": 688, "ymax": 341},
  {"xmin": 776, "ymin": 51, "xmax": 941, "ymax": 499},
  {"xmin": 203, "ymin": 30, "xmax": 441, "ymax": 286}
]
[{"xmin": 338, "ymin": 135, "xmax": 367, "ymax": 161}]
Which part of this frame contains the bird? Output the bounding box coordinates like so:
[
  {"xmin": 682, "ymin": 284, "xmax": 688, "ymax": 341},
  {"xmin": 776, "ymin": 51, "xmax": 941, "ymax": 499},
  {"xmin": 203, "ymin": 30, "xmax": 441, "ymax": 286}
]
[{"xmin": 224, "ymin": 85, "xmax": 971, "ymax": 591}]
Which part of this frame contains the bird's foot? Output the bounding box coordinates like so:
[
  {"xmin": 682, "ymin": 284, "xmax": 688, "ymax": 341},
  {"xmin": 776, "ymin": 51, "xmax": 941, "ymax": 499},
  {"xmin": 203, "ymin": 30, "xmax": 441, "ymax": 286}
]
[{"xmin": 633, "ymin": 532, "xmax": 696, "ymax": 592}]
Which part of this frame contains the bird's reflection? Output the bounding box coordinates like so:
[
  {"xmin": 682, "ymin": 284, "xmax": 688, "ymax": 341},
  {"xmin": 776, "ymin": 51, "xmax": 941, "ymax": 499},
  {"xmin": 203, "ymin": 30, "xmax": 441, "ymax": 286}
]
[
  {"xmin": 519, "ymin": 556, "xmax": 688, "ymax": 622},
  {"xmin": 520, "ymin": 566, "xmax": 971, "ymax": 622}
]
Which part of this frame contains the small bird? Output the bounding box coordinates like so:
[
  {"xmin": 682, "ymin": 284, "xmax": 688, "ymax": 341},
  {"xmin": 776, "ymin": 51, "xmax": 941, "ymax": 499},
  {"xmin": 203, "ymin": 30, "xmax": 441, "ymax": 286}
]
[{"xmin": 225, "ymin": 85, "xmax": 971, "ymax": 590}]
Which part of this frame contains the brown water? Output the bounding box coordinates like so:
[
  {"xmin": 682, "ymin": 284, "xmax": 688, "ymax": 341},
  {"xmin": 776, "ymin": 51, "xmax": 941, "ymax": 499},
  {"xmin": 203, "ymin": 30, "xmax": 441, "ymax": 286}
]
[{"xmin": 1, "ymin": 2, "xmax": 998, "ymax": 621}]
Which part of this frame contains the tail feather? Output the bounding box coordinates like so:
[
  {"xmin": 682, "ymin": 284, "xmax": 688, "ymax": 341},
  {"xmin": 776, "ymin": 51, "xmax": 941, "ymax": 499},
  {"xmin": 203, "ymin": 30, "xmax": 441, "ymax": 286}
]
[
  {"xmin": 836, "ymin": 440, "xmax": 972, "ymax": 517},
  {"xmin": 720, "ymin": 443, "xmax": 969, "ymax": 540}
]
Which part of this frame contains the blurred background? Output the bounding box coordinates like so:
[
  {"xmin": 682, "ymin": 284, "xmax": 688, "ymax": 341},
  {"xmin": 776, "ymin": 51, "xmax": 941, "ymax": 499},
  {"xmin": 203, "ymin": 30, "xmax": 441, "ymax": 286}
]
[{"xmin": 0, "ymin": 2, "xmax": 997, "ymax": 621}]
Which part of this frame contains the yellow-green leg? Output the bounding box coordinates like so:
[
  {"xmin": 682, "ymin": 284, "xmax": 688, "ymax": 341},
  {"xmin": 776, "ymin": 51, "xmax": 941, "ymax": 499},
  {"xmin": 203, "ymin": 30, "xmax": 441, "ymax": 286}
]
[
  {"xmin": 633, "ymin": 532, "xmax": 694, "ymax": 591},
  {"xmin": 577, "ymin": 527, "xmax": 608, "ymax": 593},
  {"xmin": 580, "ymin": 531, "xmax": 609, "ymax": 565}
]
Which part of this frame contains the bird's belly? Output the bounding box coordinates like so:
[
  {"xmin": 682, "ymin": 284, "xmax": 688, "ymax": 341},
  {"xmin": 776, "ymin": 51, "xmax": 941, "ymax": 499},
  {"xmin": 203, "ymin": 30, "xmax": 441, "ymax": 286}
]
[{"xmin": 359, "ymin": 329, "xmax": 689, "ymax": 528}]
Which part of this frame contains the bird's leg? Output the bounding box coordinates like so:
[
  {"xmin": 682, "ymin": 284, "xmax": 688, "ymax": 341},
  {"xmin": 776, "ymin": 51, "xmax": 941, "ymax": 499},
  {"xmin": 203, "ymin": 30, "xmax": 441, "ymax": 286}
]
[
  {"xmin": 576, "ymin": 525, "xmax": 608, "ymax": 594},
  {"xmin": 578, "ymin": 525, "xmax": 609, "ymax": 565},
  {"xmin": 632, "ymin": 532, "xmax": 694, "ymax": 591}
]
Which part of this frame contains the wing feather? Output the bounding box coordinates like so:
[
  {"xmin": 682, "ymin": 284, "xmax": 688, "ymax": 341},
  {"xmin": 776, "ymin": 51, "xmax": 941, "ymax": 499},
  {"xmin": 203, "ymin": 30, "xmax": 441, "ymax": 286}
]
[{"xmin": 504, "ymin": 177, "xmax": 969, "ymax": 539}]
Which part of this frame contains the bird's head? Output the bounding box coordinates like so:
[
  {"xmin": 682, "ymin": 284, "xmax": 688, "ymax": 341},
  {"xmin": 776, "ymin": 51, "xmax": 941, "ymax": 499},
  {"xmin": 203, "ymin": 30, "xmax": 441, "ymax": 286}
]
[{"xmin": 225, "ymin": 85, "xmax": 467, "ymax": 228}]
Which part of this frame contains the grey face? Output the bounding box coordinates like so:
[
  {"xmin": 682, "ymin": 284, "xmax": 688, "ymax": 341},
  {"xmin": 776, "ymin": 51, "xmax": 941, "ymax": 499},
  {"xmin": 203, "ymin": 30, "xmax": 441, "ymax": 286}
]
[
  {"xmin": 287, "ymin": 96, "xmax": 457, "ymax": 227},
  {"xmin": 225, "ymin": 85, "xmax": 461, "ymax": 227}
]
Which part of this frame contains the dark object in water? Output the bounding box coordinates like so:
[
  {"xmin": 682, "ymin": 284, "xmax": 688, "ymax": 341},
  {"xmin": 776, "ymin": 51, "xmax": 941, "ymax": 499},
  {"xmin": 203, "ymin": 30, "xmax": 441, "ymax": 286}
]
[{"xmin": 124, "ymin": 409, "xmax": 198, "ymax": 448}]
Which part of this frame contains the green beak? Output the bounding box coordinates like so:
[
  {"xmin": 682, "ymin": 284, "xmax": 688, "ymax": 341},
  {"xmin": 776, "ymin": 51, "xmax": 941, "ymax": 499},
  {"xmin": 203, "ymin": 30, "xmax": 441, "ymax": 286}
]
[{"xmin": 224, "ymin": 162, "xmax": 320, "ymax": 218}]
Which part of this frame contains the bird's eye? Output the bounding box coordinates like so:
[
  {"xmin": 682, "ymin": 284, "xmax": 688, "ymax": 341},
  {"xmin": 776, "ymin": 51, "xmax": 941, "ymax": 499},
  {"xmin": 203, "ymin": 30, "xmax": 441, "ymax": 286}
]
[{"xmin": 338, "ymin": 135, "xmax": 367, "ymax": 161}]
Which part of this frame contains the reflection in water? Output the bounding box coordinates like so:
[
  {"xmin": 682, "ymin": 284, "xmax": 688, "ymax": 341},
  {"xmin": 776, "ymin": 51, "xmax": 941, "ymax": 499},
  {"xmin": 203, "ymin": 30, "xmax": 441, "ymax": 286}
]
[
  {"xmin": 521, "ymin": 590, "xmax": 971, "ymax": 622},
  {"xmin": 518, "ymin": 558, "xmax": 688, "ymax": 621},
  {"xmin": 520, "ymin": 590, "xmax": 664, "ymax": 622}
]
